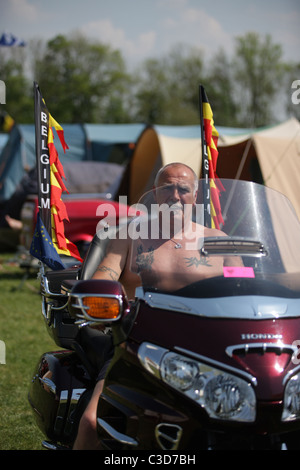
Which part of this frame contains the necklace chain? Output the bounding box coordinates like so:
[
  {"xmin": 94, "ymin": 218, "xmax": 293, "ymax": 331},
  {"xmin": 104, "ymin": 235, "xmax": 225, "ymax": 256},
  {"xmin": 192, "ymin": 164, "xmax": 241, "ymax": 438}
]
[
  {"xmin": 159, "ymin": 229, "xmax": 182, "ymax": 249},
  {"xmin": 169, "ymin": 239, "xmax": 182, "ymax": 249}
]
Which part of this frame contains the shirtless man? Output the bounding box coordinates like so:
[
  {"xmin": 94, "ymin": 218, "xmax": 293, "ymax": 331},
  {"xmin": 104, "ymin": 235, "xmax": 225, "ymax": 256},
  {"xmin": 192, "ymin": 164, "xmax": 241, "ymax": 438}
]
[
  {"xmin": 131, "ymin": 164, "xmax": 241, "ymax": 291},
  {"xmin": 93, "ymin": 162, "xmax": 239, "ymax": 294},
  {"xmin": 73, "ymin": 162, "xmax": 240, "ymax": 449}
]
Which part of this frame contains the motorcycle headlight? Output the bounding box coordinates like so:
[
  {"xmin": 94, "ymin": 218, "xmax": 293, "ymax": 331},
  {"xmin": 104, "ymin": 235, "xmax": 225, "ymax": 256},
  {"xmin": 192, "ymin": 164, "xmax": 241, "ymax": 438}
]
[
  {"xmin": 282, "ymin": 373, "xmax": 300, "ymax": 422},
  {"xmin": 161, "ymin": 352, "xmax": 256, "ymax": 422},
  {"xmin": 138, "ymin": 343, "xmax": 256, "ymax": 423}
]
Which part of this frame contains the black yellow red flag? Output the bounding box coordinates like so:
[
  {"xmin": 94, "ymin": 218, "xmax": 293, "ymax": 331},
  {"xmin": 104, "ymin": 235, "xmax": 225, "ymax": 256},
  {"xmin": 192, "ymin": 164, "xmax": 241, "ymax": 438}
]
[
  {"xmin": 199, "ymin": 85, "xmax": 224, "ymax": 229},
  {"xmin": 31, "ymin": 82, "xmax": 82, "ymax": 268}
]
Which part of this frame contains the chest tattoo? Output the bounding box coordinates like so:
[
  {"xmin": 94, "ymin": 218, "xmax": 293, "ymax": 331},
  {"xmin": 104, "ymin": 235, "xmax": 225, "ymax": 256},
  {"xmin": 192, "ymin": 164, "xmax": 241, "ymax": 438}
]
[{"xmin": 184, "ymin": 254, "xmax": 212, "ymax": 268}]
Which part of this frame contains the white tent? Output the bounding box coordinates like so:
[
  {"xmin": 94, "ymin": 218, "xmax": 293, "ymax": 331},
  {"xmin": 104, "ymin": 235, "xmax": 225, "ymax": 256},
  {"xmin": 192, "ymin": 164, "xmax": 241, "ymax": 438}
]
[{"xmin": 127, "ymin": 118, "xmax": 300, "ymax": 219}]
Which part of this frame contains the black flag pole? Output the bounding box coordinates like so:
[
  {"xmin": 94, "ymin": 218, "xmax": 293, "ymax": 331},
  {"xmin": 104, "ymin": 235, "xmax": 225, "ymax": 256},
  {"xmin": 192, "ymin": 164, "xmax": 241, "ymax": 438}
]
[
  {"xmin": 34, "ymin": 82, "xmax": 51, "ymax": 234},
  {"xmin": 199, "ymin": 84, "xmax": 211, "ymax": 228}
]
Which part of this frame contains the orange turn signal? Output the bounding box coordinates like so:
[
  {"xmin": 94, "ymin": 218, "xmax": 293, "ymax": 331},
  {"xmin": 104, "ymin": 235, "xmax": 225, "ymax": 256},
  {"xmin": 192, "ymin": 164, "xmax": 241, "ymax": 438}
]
[{"xmin": 82, "ymin": 296, "xmax": 120, "ymax": 319}]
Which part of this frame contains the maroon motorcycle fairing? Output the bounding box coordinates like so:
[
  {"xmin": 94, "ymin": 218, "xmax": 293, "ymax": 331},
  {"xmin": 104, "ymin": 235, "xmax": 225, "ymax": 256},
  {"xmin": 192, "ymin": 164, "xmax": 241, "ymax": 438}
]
[
  {"xmin": 96, "ymin": 179, "xmax": 300, "ymax": 450},
  {"xmin": 28, "ymin": 350, "xmax": 93, "ymax": 447}
]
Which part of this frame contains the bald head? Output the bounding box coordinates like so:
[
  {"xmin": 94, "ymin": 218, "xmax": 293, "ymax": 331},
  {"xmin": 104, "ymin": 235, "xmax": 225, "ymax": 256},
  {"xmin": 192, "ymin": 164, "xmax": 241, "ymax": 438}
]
[{"xmin": 154, "ymin": 163, "xmax": 198, "ymax": 194}]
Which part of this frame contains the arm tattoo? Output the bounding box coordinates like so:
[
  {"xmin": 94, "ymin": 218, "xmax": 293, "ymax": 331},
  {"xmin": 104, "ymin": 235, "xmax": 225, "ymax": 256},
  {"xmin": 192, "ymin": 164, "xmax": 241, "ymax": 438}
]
[
  {"xmin": 97, "ymin": 265, "xmax": 119, "ymax": 280},
  {"xmin": 184, "ymin": 254, "xmax": 211, "ymax": 267},
  {"xmin": 135, "ymin": 244, "xmax": 154, "ymax": 273}
]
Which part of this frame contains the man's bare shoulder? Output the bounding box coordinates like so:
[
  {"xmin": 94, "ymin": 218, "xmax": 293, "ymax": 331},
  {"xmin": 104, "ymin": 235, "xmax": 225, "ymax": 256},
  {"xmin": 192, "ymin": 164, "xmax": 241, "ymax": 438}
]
[
  {"xmin": 203, "ymin": 226, "xmax": 227, "ymax": 238},
  {"xmin": 101, "ymin": 224, "xmax": 131, "ymax": 252}
]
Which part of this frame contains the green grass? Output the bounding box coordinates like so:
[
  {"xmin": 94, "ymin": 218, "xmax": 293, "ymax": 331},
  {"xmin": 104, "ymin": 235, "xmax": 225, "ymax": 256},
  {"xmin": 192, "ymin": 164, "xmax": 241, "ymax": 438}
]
[{"xmin": 0, "ymin": 252, "xmax": 57, "ymax": 450}]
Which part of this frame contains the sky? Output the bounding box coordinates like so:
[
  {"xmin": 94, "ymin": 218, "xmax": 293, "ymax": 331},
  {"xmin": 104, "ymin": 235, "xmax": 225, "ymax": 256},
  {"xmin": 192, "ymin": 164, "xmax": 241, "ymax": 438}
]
[{"xmin": 1, "ymin": 0, "xmax": 300, "ymax": 68}]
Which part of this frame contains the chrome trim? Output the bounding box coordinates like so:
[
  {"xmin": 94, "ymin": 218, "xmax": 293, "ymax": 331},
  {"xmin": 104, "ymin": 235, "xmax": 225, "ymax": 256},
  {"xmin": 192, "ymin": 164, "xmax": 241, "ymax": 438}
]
[
  {"xmin": 41, "ymin": 440, "xmax": 70, "ymax": 450},
  {"xmin": 138, "ymin": 343, "xmax": 168, "ymax": 378},
  {"xmin": 70, "ymin": 388, "xmax": 86, "ymax": 403},
  {"xmin": 97, "ymin": 418, "xmax": 138, "ymax": 446},
  {"xmin": 283, "ymin": 365, "xmax": 300, "ymax": 386},
  {"xmin": 138, "ymin": 341, "xmax": 257, "ymax": 387},
  {"xmin": 201, "ymin": 237, "xmax": 267, "ymax": 258},
  {"xmin": 155, "ymin": 423, "xmax": 182, "ymax": 450},
  {"xmin": 226, "ymin": 342, "xmax": 298, "ymax": 358},
  {"xmin": 71, "ymin": 293, "xmax": 123, "ymax": 325},
  {"xmin": 41, "ymin": 296, "xmax": 48, "ymax": 321},
  {"xmin": 174, "ymin": 346, "xmax": 257, "ymax": 386},
  {"xmin": 54, "ymin": 389, "xmax": 86, "ymax": 436},
  {"xmin": 139, "ymin": 290, "xmax": 298, "ymax": 320},
  {"xmin": 41, "ymin": 274, "xmax": 66, "ymax": 298},
  {"xmin": 142, "ymin": 290, "xmax": 193, "ymax": 314},
  {"xmin": 41, "ymin": 296, "xmax": 68, "ymax": 326},
  {"xmin": 39, "ymin": 377, "xmax": 56, "ymax": 394},
  {"xmin": 42, "ymin": 440, "xmax": 59, "ymax": 450},
  {"xmin": 54, "ymin": 390, "xmax": 69, "ymax": 434},
  {"xmin": 64, "ymin": 388, "xmax": 86, "ymax": 435}
]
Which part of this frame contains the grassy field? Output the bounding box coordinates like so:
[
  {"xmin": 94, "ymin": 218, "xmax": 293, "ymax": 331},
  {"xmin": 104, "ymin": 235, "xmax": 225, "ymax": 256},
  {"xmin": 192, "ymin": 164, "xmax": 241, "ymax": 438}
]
[{"xmin": 0, "ymin": 252, "xmax": 57, "ymax": 450}]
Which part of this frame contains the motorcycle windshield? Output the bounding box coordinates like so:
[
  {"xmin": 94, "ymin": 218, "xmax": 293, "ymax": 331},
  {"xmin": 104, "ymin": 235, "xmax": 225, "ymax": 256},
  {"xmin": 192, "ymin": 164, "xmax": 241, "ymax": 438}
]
[{"xmin": 128, "ymin": 179, "xmax": 300, "ymax": 299}]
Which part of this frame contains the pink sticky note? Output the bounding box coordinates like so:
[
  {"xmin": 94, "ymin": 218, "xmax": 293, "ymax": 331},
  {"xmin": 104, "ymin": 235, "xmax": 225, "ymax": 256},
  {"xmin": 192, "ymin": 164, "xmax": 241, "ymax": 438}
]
[{"xmin": 223, "ymin": 266, "xmax": 255, "ymax": 278}]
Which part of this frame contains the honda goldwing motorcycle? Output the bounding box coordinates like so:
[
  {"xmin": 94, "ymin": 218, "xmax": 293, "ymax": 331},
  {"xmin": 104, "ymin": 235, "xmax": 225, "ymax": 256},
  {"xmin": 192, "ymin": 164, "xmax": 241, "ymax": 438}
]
[{"xmin": 29, "ymin": 179, "xmax": 300, "ymax": 450}]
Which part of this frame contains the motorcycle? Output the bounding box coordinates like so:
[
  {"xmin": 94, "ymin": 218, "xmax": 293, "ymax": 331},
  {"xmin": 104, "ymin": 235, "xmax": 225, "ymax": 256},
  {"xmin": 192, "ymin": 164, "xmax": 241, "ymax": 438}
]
[{"xmin": 29, "ymin": 179, "xmax": 300, "ymax": 450}]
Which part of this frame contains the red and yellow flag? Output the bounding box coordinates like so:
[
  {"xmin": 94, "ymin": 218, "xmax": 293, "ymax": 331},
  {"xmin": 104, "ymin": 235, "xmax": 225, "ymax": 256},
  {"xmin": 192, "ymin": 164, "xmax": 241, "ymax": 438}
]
[
  {"xmin": 200, "ymin": 85, "xmax": 224, "ymax": 229},
  {"xmin": 47, "ymin": 114, "xmax": 82, "ymax": 262}
]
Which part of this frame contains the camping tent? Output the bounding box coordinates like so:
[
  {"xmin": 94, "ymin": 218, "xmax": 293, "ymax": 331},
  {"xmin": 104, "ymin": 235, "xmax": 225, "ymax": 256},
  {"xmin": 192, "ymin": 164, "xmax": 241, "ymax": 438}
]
[
  {"xmin": 0, "ymin": 124, "xmax": 87, "ymax": 203},
  {"xmin": 0, "ymin": 123, "xmax": 145, "ymax": 203},
  {"xmin": 3, "ymin": 119, "xmax": 300, "ymax": 218},
  {"xmin": 0, "ymin": 133, "xmax": 8, "ymax": 154},
  {"xmin": 84, "ymin": 123, "xmax": 145, "ymax": 163},
  {"xmin": 126, "ymin": 118, "xmax": 300, "ymax": 220}
]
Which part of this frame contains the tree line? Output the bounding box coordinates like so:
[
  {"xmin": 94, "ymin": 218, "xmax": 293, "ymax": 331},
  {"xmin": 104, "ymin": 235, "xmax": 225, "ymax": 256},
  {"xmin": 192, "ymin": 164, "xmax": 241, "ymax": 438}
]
[{"xmin": 0, "ymin": 31, "xmax": 299, "ymax": 129}]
